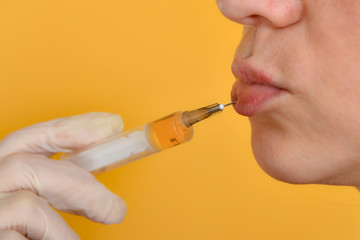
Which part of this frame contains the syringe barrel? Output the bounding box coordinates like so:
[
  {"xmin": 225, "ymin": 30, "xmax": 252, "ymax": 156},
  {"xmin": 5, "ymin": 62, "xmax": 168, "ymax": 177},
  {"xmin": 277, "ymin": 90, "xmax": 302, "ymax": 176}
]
[{"xmin": 62, "ymin": 111, "xmax": 194, "ymax": 174}]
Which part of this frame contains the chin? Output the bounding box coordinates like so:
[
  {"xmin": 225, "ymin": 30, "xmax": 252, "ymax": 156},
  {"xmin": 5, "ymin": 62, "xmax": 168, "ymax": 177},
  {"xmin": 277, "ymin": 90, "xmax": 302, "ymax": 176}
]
[
  {"xmin": 251, "ymin": 144, "xmax": 314, "ymax": 184},
  {"xmin": 249, "ymin": 117, "xmax": 347, "ymax": 185}
]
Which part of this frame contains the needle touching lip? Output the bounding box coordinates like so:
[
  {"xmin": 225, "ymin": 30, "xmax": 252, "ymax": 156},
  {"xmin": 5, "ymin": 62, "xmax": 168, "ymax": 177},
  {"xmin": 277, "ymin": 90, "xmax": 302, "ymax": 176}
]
[{"xmin": 223, "ymin": 101, "xmax": 237, "ymax": 107}]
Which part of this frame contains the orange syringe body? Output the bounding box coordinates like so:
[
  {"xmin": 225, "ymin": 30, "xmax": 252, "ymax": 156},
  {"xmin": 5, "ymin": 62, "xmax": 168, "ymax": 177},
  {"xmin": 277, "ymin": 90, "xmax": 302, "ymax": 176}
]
[
  {"xmin": 62, "ymin": 112, "xmax": 193, "ymax": 174},
  {"xmin": 62, "ymin": 103, "xmax": 225, "ymax": 174}
]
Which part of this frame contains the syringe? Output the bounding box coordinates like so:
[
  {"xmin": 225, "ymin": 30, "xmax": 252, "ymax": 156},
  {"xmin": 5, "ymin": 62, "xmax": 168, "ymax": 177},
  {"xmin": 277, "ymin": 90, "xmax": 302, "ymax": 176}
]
[{"xmin": 62, "ymin": 102, "xmax": 235, "ymax": 174}]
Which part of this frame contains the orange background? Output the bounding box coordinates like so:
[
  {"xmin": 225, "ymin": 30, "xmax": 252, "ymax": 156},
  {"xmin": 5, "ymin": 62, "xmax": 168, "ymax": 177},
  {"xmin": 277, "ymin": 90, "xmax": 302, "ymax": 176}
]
[{"xmin": 1, "ymin": 0, "xmax": 360, "ymax": 239}]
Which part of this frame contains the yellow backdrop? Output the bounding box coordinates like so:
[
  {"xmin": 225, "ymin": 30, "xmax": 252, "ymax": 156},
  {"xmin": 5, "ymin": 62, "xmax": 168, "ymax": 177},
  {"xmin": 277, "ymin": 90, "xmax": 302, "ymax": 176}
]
[{"xmin": 1, "ymin": 0, "xmax": 360, "ymax": 239}]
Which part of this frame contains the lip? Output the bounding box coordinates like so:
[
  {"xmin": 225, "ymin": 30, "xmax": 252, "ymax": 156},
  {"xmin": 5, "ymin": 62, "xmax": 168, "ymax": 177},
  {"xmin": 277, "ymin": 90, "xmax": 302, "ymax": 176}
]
[{"xmin": 231, "ymin": 61, "xmax": 288, "ymax": 116}]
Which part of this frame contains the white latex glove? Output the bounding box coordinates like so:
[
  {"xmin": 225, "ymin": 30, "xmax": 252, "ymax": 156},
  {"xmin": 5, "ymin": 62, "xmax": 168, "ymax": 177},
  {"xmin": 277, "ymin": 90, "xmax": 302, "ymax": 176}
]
[{"xmin": 0, "ymin": 112, "xmax": 127, "ymax": 240}]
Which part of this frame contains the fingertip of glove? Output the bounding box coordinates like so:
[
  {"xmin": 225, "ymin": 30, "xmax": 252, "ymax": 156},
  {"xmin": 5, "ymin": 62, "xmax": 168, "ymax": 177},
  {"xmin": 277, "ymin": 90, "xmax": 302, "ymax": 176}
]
[
  {"xmin": 116, "ymin": 196, "xmax": 128, "ymax": 223},
  {"xmin": 113, "ymin": 195, "xmax": 128, "ymax": 224},
  {"xmin": 107, "ymin": 113, "xmax": 124, "ymax": 133},
  {"xmin": 87, "ymin": 112, "xmax": 124, "ymax": 136},
  {"xmin": 103, "ymin": 195, "xmax": 127, "ymax": 224},
  {"xmin": 49, "ymin": 112, "xmax": 125, "ymax": 151},
  {"xmin": 78, "ymin": 112, "xmax": 124, "ymax": 133}
]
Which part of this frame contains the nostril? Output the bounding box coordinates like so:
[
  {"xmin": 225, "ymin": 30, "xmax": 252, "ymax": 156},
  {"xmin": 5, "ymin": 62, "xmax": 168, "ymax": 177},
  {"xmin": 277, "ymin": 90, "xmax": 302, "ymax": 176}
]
[
  {"xmin": 216, "ymin": 0, "xmax": 303, "ymax": 28},
  {"xmin": 245, "ymin": 15, "xmax": 261, "ymax": 25}
]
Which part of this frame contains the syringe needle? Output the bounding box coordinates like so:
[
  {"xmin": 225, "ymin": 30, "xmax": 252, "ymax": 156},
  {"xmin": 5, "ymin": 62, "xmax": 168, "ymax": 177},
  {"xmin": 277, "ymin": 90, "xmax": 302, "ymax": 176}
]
[
  {"xmin": 183, "ymin": 101, "xmax": 236, "ymax": 127},
  {"xmin": 223, "ymin": 101, "xmax": 237, "ymax": 107}
]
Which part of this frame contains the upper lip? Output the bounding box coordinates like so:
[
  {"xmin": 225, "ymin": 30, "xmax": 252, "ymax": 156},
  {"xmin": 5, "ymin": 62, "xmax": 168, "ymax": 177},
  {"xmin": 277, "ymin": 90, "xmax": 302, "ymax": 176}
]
[{"xmin": 231, "ymin": 60, "xmax": 284, "ymax": 90}]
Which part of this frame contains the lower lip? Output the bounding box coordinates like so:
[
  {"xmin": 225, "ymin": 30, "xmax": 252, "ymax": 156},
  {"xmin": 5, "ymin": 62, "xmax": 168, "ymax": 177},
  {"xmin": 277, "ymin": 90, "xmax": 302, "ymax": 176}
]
[{"xmin": 231, "ymin": 79, "xmax": 285, "ymax": 116}]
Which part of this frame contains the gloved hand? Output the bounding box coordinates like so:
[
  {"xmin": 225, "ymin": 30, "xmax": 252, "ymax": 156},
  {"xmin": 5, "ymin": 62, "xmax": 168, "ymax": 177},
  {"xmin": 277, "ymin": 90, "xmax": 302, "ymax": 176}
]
[{"xmin": 0, "ymin": 112, "xmax": 127, "ymax": 240}]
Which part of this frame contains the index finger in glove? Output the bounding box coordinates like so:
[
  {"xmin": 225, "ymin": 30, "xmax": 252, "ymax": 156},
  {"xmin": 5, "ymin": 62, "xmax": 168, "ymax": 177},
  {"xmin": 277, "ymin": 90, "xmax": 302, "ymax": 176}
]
[{"xmin": 0, "ymin": 112, "xmax": 124, "ymax": 159}]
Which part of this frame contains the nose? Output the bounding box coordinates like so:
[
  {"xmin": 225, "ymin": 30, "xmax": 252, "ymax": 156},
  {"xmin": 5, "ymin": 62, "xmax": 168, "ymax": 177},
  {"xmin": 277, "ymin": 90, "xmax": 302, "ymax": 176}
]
[{"xmin": 216, "ymin": 0, "xmax": 303, "ymax": 28}]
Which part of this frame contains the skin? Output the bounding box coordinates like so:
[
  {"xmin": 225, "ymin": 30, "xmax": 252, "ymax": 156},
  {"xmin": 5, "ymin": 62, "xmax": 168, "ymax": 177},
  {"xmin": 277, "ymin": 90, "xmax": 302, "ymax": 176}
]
[{"xmin": 216, "ymin": 0, "xmax": 360, "ymax": 185}]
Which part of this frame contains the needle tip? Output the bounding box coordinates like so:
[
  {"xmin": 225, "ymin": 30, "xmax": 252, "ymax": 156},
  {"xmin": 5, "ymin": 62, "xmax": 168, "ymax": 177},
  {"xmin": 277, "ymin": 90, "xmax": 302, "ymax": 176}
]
[{"xmin": 223, "ymin": 101, "xmax": 237, "ymax": 107}]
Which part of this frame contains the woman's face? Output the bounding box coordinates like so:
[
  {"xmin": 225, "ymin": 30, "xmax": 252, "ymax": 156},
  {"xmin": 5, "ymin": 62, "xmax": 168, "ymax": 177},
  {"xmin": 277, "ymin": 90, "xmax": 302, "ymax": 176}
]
[{"xmin": 217, "ymin": 0, "xmax": 360, "ymax": 185}]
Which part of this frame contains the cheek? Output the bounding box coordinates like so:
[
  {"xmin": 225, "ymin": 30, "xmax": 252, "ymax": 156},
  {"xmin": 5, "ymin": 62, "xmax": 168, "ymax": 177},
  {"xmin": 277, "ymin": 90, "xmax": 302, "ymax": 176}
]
[
  {"xmin": 245, "ymin": 1, "xmax": 360, "ymax": 185},
  {"xmin": 301, "ymin": 17, "xmax": 360, "ymax": 148}
]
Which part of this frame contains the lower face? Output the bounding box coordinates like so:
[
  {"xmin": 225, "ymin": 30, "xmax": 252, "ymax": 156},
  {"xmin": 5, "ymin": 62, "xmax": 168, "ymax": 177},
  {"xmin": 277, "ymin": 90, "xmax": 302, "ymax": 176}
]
[{"xmin": 232, "ymin": 1, "xmax": 360, "ymax": 185}]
